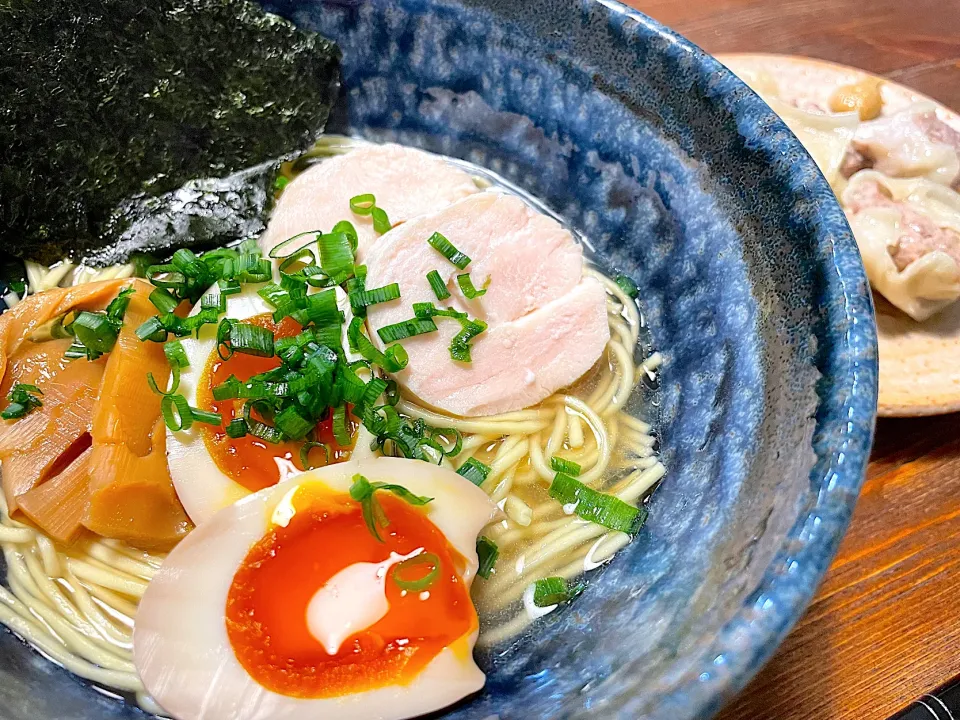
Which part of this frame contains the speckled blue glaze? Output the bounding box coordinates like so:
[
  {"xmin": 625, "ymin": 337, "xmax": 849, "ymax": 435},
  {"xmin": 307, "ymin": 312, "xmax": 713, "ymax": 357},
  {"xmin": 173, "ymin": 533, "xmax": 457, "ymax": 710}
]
[{"xmin": 0, "ymin": 1, "xmax": 877, "ymax": 719}]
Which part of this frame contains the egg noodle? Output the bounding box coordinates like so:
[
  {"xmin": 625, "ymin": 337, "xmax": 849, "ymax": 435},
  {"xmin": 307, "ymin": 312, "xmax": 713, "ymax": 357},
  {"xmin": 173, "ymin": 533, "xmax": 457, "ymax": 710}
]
[{"xmin": 0, "ymin": 147, "xmax": 663, "ymax": 707}]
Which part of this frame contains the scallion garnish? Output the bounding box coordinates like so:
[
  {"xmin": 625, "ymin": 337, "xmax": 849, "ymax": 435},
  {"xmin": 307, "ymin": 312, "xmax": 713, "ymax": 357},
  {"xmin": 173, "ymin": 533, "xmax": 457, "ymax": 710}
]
[
  {"xmin": 149, "ymin": 287, "xmax": 179, "ymax": 314},
  {"xmin": 377, "ymin": 317, "xmax": 438, "ymax": 344},
  {"xmin": 549, "ymin": 472, "xmax": 646, "ymax": 534},
  {"xmin": 164, "ymin": 340, "xmax": 189, "ymax": 369},
  {"xmin": 456, "ymin": 273, "xmax": 489, "ymax": 299},
  {"xmin": 299, "ymin": 441, "xmax": 330, "ymax": 470},
  {"xmin": 201, "ymin": 293, "xmax": 226, "ymax": 313},
  {"xmin": 227, "ymin": 323, "xmax": 275, "ymax": 358},
  {"xmin": 332, "ymin": 404, "xmax": 351, "ymax": 447},
  {"xmin": 147, "ymin": 364, "xmax": 181, "ymax": 396},
  {"xmin": 533, "ymin": 577, "xmax": 585, "ymax": 607},
  {"xmin": 1, "ymin": 383, "xmax": 43, "ymax": 420},
  {"xmin": 456, "ymin": 457, "xmax": 491, "ymax": 486},
  {"xmin": 450, "ymin": 319, "xmax": 487, "ymax": 363},
  {"xmin": 161, "ymin": 393, "xmax": 193, "ymax": 432},
  {"xmin": 349, "ymin": 193, "xmax": 376, "ymax": 215},
  {"xmin": 476, "ymin": 537, "xmax": 499, "ymax": 579},
  {"xmin": 63, "ymin": 286, "xmax": 134, "ymax": 361},
  {"xmin": 319, "ymin": 230, "xmax": 356, "ymax": 285},
  {"xmin": 189, "ymin": 406, "xmax": 223, "ymax": 426},
  {"xmin": 349, "ymin": 283, "xmax": 401, "ymax": 309},
  {"xmin": 426, "ymin": 270, "xmax": 450, "ymax": 300},
  {"xmin": 427, "ymin": 232, "xmax": 471, "ymax": 269},
  {"xmin": 614, "ymin": 274, "xmax": 640, "ymax": 299},
  {"xmin": 550, "ymin": 457, "xmax": 582, "ymax": 476},
  {"xmin": 274, "ymin": 406, "xmax": 314, "ymax": 441},
  {"xmin": 392, "ymin": 552, "xmax": 440, "ymax": 591},
  {"xmin": 349, "ymin": 474, "xmax": 433, "ymax": 542},
  {"xmin": 332, "ymin": 220, "xmax": 359, "ymax": 253},
  {"xmin": 371, "ymin": 207, "xmax": 392, "ymax": 235},
  {"xmin": 226, "ymin": 418, "xmax": 248, "ymax": 438}
]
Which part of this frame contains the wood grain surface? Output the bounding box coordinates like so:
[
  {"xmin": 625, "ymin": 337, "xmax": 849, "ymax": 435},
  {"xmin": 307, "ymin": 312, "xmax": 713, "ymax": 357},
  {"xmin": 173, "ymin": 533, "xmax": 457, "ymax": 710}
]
[{"xmin": 620, "ymin": 1, "xmax": 960, "ymax": 718}]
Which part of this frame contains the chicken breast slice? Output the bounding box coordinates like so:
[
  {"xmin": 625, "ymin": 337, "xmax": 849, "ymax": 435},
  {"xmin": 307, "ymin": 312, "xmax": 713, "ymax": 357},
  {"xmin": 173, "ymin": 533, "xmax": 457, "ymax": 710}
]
[
  {"xmin": 363, "ymin": 192, "xmax": 610, "ymax": 417},
  {"xmin": 259, "ymin": 143, "xmax": 479, "ymax": 256}
]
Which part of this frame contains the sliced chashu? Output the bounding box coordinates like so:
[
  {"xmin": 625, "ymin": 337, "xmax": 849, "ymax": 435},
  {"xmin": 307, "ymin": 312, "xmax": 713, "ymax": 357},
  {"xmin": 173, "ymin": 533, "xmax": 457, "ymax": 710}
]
[
  {"xmin": 259, "ymin": 143, "xmax": 479, "ymax": 256},
  {"xmin": 363, "ymin": 192, "xmax": 610, "ymax": 417}
]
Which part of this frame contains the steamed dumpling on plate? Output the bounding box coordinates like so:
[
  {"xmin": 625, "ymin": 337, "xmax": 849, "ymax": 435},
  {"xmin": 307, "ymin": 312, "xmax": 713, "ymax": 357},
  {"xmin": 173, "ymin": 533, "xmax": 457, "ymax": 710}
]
[{"xmin": 842, "ymin": 170, "xmax": 960, "ymax": 321}]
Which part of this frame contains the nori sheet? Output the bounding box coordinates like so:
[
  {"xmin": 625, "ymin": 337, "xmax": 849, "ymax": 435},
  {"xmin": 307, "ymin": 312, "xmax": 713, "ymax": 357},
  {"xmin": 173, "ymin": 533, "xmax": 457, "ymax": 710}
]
[{"xmin": 0, "ymin": 0, "xmax": 340, "ymax": 266}]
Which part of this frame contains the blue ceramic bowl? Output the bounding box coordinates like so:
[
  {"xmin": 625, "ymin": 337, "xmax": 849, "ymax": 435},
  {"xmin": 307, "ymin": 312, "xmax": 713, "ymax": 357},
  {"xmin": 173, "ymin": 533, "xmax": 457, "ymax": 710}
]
[{"xmin": 0, "ymin": 1, "xmax": 878, "ymax": 719}]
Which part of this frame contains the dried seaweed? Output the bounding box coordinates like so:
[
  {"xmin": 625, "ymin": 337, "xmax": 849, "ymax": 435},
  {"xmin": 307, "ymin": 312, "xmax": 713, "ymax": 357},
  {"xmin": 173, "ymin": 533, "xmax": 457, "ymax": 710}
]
[{"xmin": 0, "ymin": 0, "xmax": 340, "ymax": 265}]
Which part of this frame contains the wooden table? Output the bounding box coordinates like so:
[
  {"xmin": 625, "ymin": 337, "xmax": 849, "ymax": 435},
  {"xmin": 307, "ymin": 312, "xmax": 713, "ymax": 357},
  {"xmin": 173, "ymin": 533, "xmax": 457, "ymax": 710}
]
[{"xmin": 621, "ymin": 1, "xmax": 960, "ymax": 717}]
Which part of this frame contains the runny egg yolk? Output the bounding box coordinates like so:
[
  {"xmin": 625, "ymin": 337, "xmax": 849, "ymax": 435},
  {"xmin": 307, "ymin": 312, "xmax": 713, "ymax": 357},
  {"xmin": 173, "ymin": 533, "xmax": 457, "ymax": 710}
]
[
  {"xmin": 225, "ymin": 484, "xmax": 477, "ymax": 699},
  {"xmin": 196, "ymin": 313, "xmax": 356, "ymax": 492}
]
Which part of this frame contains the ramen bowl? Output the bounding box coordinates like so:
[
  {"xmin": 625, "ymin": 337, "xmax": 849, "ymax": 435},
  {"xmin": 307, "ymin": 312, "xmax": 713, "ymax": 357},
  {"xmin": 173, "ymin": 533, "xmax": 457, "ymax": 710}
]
[{"xmin": 0, "ymin": 1, "xmax": 877, "ymax": 719}]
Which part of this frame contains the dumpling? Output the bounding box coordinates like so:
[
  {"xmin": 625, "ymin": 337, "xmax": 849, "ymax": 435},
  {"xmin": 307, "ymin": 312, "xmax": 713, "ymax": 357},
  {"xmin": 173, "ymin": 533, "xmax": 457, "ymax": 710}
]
[
  {"xmin": 764, "ymin": 96, "xmax": 860, "ymax": 187},
  {"xmin": 842, "ymin": 170, "xmax": 960, "ymax": 320},
  {"xmin": 849, "ymin": 104, "xmax": 960, "ymax": 187}
]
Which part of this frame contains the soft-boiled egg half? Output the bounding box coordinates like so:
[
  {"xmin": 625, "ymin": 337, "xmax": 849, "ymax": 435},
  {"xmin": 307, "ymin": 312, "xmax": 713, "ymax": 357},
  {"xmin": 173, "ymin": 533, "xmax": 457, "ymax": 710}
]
[
  {"xmin": 167, "ymin": 282, "xmax": 360, "ymax": 526},
  {"xmin": 134, "ymin": 456, "xmax": 497, "ymax": 720}
]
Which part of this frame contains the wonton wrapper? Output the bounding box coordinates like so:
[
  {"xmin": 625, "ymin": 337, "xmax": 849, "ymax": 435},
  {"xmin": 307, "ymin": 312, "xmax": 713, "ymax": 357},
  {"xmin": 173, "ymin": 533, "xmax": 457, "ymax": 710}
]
[
  {"xmin": 842, "ymin": 170, "xmax": 960, "ymax": 321},
  {"xmin": 853, "ymin": 102, "xmax": 960, "ymax": 188}
]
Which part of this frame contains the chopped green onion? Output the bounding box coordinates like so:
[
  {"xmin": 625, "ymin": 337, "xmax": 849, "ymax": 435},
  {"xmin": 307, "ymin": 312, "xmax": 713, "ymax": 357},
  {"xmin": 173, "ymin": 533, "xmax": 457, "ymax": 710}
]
[
  {"xmin": 533, "ymin": 577, "xmax": 585, "ymax": 607},
  {"xmin": 349, "ymin": 193, "xmax": 377, "ymax": 216},
  {"xmin": 161, "ymin": 394, "xmax": 193, "ymax": 432},
  {"xmin": 147, "ymin": 365, "xmax": 181, "ymax": 397},
  {"xmin": 68, "ymin": 310, "xmax": 120, "ymax": 360},
  {"xmin": 429, "ymin": 426, "xmax": 463, "ymax": 457},
  {"xmin": 377, "ymin": 317, "xmax": 438, "ymax": 344},
  {"xmin": 392, "ymin": 552, "xmax": 440, "ymax": 591},
  {"xmin": 550, "ymin": 457, "xmax": 582, "ymax": 476},
  {"xmin": 242, "ymin": 403, "xmax": 284, "ymax": 444},
  {"xmin": 360, "ymin": 377, "xmax": 388, "ymax": 410},
  {"xmin": 105, "ymin": 287, "xmax": 135, "ymax": 322},
  {"xmin": 371, "ymin": 207, "xmax": 392, "ymax": 235},
  {"xmin": 267, "ymin": 230, "xmax": 319, "ymax": 260},
  {"xmin": 319, "ymin": 231, "xmax": 355, "ymax": 284},
  {"xmin": 164, "ymin": 340, "xmax": 189, "ymax": 369},
  {"xmin": 226, "ymin": 418, "xmax": 248, "ymax": 438},
  {"xmin": 299, "ymin": 441, "xmax": 330, "ymax": 470},
  {"xmin": 189, "ymin": 406, "xmax": 222, "ymax": 426},
  {"xmin": 476, "ymin": 537, "xmax": 499, "ymax": 579},
  {"xmin": 615, "ymin": 274, "xmax": 640, "ymax": 299},
  {"xmin": 385, "ymin": 345, "xmax": 409, "ymax": 372},
  {"xmin": 332, "ymin": 405, "xmax": 351, "ymax": 447},
  {"xmin": 449, "ymin": 319, "xmax": 487, "ymax": 363},
  {"xmin": 427, "ymin": 232, "xmax": 471, "ymax": 270},
  {"xmin": 201, "ymin": 293, "xmax": 226, "ymax": 313},
  {"xmin": 349, "ymin": 474, "xmax": 433, "ymax": 542},
  {"xmin": 426, "ymin": 270, "xmax": 450, "ymax": 300},
  {"xmin": 149, "ymin": 287, "xmax": 179, "ymax": 314},
  {"xmin": 228, "ymin": 323, "xmax": 275, "ymax": 358},
  {"xmin": 456, "ymin": 273, "xmax": 489, "ymax": 299},
  {"xmin": 274, "ymin": 175, "xmax": 290, "ymax": 192},
  {"xmin": 274, "ymin": 406, "xmax": 314, "ymax": 441},
  {"xmin": 549, "ymin": 472, "xmax": 646, "ymax": 534},
  {"xmin": 216, "ymin": 318, "xmax": 234, "ymax": 360},
  {"xmin": 136, "ymin": 316, "xmax": 166, "ymax": 342},
  {"xmin": 218, "ymin": 278, "xmax": 241, "ymax": 296},
  {"xmin": 1, "ymin": 384, "xmax": 43, "ymax": 420},
  {"xmin": 350, "ymin": 283, "xmax": 401, "ymax": 309},
  {"xmin": 456, "ymin": 457, "xmax": 491, "ymax": 486},
  {"xmin": 332, "ymin": 220, "xmax": 359, "ymax": 253}
]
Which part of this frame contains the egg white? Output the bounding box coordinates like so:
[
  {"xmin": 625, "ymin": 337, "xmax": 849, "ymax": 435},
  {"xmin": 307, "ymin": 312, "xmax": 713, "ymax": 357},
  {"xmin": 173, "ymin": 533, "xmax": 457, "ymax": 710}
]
[
  {"xmin": 134, "ymin": 456, "xmax": 497, "ymax": 720},
  {"xmin": 167, "ymin": 281, "xmax": 360, "ymax": 526}
]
